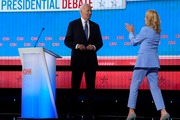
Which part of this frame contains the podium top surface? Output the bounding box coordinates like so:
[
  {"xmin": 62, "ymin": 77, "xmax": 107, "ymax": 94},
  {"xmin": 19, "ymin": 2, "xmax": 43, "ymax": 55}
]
[
  {"xmin": 18, "ymin": 47, "xmax": 62, "ymax": 58},
  {"xmin": 43, "ymin": 48, "xmax": 62, "ymax": 58}
]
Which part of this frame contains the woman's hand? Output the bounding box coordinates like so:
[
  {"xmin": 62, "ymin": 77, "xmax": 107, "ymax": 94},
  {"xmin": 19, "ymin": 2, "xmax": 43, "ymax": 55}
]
[{"xmin": 125, "ymin": 23, "xmax": 134, "ymax": 33}]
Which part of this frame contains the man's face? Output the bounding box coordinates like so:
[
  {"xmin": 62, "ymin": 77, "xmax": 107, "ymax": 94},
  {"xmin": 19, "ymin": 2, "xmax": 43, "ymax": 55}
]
[{"xmin": 80, "ymin": 5, "xmax": 92, "ymax": 21}]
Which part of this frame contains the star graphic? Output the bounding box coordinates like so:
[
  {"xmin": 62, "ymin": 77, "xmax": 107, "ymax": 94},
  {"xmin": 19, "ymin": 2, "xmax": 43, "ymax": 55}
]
[
  {"xmin": 111, "ymin": 0, "xmax": 118, "ymax": 7},
  {"xmin": 100, "ymin": 75, "xmax": 108, "ymax": 85},
  {"xmin": 16, "ymin": 75, "xmax": 22, "ymax": 84},
  {"xmin": 158, "ymin": 75, "xmax": 166, "ymax": 87},
  {"xmin": 99, "ymin": 0, "xmax": 105, "ymax": 8}
]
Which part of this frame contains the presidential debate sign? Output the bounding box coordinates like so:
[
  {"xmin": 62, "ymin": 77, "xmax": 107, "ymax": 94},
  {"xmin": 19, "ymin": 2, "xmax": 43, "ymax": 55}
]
[{"xmin": 0, "ymin": 0, "xmax": 126, "ymax": 12}]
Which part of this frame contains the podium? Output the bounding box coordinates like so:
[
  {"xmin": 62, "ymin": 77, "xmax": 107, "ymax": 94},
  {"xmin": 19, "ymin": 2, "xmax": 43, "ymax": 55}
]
[{"xmin": 18, "ymin": 48, "xmax": 61, "ymax": 119}]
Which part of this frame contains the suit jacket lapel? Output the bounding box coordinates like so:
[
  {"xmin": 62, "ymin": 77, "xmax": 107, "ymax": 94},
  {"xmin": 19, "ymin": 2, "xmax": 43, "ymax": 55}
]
[{"xmin": 89, "ymin": 21, "xmax": 94, "ymax": 40}]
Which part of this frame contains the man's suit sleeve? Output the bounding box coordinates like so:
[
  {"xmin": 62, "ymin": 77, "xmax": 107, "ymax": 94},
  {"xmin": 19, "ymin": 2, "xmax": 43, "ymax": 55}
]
[
  {"xmin": 94, "ymin": 24, "xmax": 103, "ymax": 51},
  {"xmin": 64, "ymin": 22, "xmax": 76, "ymax": 50}
]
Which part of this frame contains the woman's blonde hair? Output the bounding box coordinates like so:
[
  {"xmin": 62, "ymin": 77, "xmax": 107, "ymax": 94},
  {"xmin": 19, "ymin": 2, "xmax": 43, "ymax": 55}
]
[{"xmin": 145, "ymin": 10, "xmax": 161, "ymax": 34}]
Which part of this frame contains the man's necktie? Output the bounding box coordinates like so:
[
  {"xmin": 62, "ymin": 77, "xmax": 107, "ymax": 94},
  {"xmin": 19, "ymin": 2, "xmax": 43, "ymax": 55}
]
[{"xmin": 85, "ymin": 21, "xmax": 88, "ymax": 39}]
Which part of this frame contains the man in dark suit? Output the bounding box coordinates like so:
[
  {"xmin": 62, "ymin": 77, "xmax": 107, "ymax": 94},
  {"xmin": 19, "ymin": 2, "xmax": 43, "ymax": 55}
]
[{"xmin": 64, "ymin": 3, "xmax": 103, "ymax": 120}]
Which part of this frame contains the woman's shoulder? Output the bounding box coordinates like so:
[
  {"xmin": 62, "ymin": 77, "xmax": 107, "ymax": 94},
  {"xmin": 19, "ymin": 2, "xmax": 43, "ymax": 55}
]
[
  {"xmin": 142, "ymin": 26, "xmax": 153, "ymax": 30},
  {"xmin": 141, "ymin": 26, "xmax": 154, "ymax": 32},
  {"xmin": 141, "ymin": 26, "xmax": 159, "ymax": 37}
]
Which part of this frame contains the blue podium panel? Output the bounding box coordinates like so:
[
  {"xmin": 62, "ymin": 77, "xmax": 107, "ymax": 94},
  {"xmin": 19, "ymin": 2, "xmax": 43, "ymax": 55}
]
[{"xmin": 19, "ymin": 48, "xmax": 60, "ymax": 119}]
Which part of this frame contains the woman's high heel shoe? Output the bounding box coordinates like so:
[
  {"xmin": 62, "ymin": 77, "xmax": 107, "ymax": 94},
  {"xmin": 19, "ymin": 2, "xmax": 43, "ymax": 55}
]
[
  {"xmin": 161, "ymin": 113, "xmax": 170, "ymax": 120},
  {"xmin": 126, "ymin": 113, "xmax": 136, "ymax": 120}
]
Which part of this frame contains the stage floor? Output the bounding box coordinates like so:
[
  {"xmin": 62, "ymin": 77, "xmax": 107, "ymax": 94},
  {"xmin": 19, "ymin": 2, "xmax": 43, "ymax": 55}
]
[
  {"xmin": 0, "ymin": 114, "xmax": 180, "ymax": 120},
  {"xmin": 0, "ymin": 89, "xmax": 180, "ymax": 120}
]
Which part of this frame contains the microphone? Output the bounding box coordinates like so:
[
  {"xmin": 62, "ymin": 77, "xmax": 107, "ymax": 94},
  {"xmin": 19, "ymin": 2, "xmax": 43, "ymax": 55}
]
[{"xmin": 34, "ymin": 27, "xmax": 45, "ymax": 47}]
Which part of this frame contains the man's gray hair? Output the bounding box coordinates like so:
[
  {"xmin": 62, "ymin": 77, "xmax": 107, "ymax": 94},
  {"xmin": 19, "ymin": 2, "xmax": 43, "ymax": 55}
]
[{"xmin": 80, "ymin": 3, "xmax": 91, "ymax": 10}]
